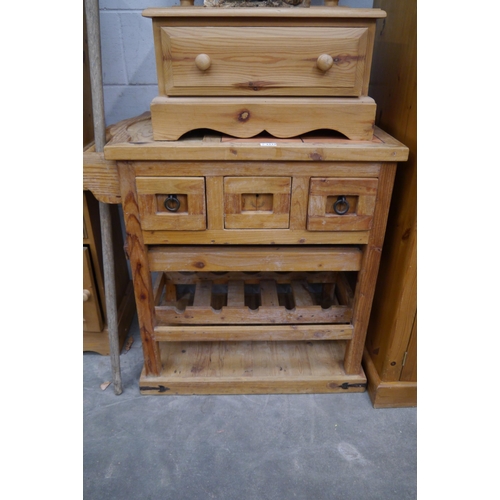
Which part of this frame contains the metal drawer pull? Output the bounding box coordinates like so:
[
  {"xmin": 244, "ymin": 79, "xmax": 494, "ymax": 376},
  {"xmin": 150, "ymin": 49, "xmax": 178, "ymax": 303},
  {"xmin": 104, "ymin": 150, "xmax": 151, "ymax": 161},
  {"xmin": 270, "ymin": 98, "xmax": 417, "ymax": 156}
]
[
  {"xmin": 164, "ymin": 194, "xmax": 181, "ymax": 212},
  {"xmin": 333, "ymin": 196, "xmax": 349, "ymax": 215},
  {"xmin": 195, "ymin": 53, "xmax": 211, "ymax": 71}
]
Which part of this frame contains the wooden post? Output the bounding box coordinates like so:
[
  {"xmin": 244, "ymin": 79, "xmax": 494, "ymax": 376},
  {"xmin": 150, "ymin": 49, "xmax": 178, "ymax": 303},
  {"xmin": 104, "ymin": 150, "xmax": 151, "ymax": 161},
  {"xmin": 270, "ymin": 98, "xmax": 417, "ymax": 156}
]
[
  {"xmin": 84, "ymin": 0, "xmax": 123, "ymax": 395},
  {"xmin": 344, "ymin": 163, "xmax": 397, "ymax": 374},
  {"xmin": 118, "ymin": 162, "xmax": 162, "ymax": 377}
]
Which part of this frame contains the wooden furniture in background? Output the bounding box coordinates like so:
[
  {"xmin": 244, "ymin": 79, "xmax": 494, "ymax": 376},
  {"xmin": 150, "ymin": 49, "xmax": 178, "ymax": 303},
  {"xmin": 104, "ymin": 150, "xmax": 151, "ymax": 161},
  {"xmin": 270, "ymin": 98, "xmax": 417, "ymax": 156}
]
[
  {"xmin": 83, "ymin": 3, "xmax": 136, "ymax": 355},
  {"xmin": 363, "ymin": 0, "xmax": 417, "ymax": 408}
]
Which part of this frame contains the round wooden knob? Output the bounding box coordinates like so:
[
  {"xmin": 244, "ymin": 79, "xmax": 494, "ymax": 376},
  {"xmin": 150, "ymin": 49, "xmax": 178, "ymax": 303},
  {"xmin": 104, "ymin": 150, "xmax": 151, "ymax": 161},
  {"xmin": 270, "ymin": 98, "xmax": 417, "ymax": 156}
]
[
  {"xmin": 83, "ymin": 289, "xmax": 91, "ymax": 302},
  {"xmin": 316, "ymin": 54, "xmax": 334, "ymax": 72},
  {"xmin": 195, "ymin": 54, "xmax": 211, "ymax": 71}
]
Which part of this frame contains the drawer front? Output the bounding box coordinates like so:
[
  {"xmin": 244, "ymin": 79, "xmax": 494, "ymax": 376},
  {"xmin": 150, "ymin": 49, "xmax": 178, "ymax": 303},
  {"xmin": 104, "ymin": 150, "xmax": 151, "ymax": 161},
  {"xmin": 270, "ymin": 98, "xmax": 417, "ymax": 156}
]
[
  {"xmin": 160, "ymin": 27, "xmax": 369, "ymax": 97},
  {"xmin": 136, "ymin": 177, "xmax": 206, "ymax": 231},
  {"xmin": 307, "ymin": 177, "xmax": 378, "ymax": 231},
  {"xmin": 83, "ymin": 247, "xmax": 104, "ymax": 332},
  {"xmin": 224, "ymin": 177, "xmax": 291, "ymax": 229}
]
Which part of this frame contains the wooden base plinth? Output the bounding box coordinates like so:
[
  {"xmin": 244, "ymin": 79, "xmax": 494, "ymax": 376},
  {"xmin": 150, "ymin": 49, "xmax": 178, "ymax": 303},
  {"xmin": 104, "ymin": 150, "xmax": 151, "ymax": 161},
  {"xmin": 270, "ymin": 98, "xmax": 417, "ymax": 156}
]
[
  {"xmin": 150, "ymin": 96, "xmax": 376, "ymax": 141},
  {"xmin": 362, "ymin": 348, "xmax": 417, "ymax": 409},
  {"xmin": 83, "ymin": 281, "xmax": 136, "ymax": 355},
  {"xmin": 139, "ymin": 340, "xmax": 366, "ymax": 395}
]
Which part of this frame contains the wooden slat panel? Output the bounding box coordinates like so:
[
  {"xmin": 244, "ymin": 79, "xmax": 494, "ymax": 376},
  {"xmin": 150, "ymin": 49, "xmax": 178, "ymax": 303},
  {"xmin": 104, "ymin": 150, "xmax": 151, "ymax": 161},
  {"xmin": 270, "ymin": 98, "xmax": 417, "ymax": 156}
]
[
  {"xmin": 152, "ymin": 272, "xmax": 166, "ymax": 307},
  {"xmin": 193, "ymin": 281, "xmax": 212, "ymax": 308},
  {"xmin": 224, "ymin": 176, "xmax": 291, "ymax": 194},
  {"xmin": 164, "ymin": 271, "xmax": 337, "ymax": 285},
  {"xmin": 291, "ymin": 281, "xmax": 314, "ymax": 307},
  {"xmin": 227, "ymin": 280, "xmax": 245, "ymax": 307},
  {"xmin": 224, "ymin": 213, "xmax": 290, "ymax": 229},
  {"xmin": 136, "ymin": 176, "xmax": 205, "ymax": 195},
  {"xmin": 206, "ymin": 176, "xmax": 224, "ymax": 230},
  {"xmin": 148, "ymin": 246, "xmax": 363, "ymax": 272},
  {"xmin": 289, "ymin": 177, "xmax": 309, "ymax": 231},
  {"xmin": 155, "ymin": 304, "xmax": 351, "ymax": 325},
  {"xmin": 142, "ymin": 230, "xmax": 370, "ymax": 245},
  {"xmin": 309, "ymin": 178, "xmax": 378, "ymax": 196},
  {"xmin": 153, "ymin": 324, "xmax": 353, "ymax": 342},
  {"xmin": 260, "ymin": 280, "xmax": 279, "ymax": 307}
]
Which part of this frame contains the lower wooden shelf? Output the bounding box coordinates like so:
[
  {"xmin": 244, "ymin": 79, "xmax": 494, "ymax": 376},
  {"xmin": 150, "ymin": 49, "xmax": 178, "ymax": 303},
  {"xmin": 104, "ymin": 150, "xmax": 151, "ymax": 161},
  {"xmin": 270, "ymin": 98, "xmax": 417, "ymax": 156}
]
[{"xmin": 139, "ymin": 339, "xmax": 366, "ymax": 395}]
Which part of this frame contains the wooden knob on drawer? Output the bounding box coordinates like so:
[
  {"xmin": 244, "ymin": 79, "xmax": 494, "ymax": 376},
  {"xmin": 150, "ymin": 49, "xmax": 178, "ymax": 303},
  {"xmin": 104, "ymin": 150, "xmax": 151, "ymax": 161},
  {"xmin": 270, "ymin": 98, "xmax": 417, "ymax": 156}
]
[
  {"xmin": 316, "ymin": 54, "xmax": 334, "ymax": 72},
  {"xmin": 195, "ymin": 54, "xmax": 211, "ymax": 71},
  {"xmin": 83, "ymin": 289, "xmax": 91, "ymax": 302}
]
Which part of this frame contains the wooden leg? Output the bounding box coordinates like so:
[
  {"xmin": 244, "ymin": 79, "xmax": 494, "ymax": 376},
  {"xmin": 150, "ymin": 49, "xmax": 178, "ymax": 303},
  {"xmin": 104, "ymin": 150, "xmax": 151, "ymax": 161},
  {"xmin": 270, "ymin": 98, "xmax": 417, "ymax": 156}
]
[
  {"xmin": 344, "ymin": 163, "xmax": 397, "ymax": 374},
  {"xmin": 118, "ymin": 162, "xmax": 162, "ymax": 376}
]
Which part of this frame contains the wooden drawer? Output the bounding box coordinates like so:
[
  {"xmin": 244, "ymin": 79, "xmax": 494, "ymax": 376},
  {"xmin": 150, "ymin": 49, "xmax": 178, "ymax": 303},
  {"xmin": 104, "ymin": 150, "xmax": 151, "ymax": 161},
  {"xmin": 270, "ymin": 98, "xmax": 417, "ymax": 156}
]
[
  {"xmin": 83, "ymin": 247, "xmax": 103, "ymax": 332},
  {"xmin": 159, "ymin": 26, "xmax": 369, "ymax": 97},
  {"xmin": 307, "ymin": 177, "xmax": 378, "ymax": 231},
  {"xmin": 136, "ymin": 177, "xmax": 206, "ymax": 231},
  {"xmin": 223, "ymin": 176, "xmax": 292, "ymax": 229}
]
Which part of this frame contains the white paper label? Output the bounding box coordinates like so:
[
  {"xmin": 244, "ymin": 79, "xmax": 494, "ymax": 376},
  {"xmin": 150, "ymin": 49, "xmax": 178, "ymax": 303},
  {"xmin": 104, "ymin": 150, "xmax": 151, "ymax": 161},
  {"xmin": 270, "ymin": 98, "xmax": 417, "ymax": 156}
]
[{"xmin": 260, "ymin": 142, "xmax": 277, "ymax": 147}]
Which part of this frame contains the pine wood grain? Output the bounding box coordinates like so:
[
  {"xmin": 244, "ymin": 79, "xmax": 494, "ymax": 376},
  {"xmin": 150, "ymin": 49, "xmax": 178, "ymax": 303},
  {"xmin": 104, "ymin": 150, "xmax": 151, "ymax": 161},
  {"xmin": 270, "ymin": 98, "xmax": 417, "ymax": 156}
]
[
  {"xmin": 118, "ymin": 162, "xmax": 162, "ymax": 376},
  {"xmin": 150, "ymin": 96, "xmax": 376, "ymax": 141},
  {"xmin": 148, "ymin": 246, "xmax": 363, "ymax": 272},
  {"xmin": 344, "ymin": 163, "xmax": 397, "ymax": 374},
  {"xmin": 160, "ymin": 26, "xmax": 368, "ymax": 97},
  {"xmin": 139, "ymin": 340, "xmax": 367, "ymax": 395},
  {"xmin": 153, "ymin": 325, "xmax": 353, "ymax": 342}
]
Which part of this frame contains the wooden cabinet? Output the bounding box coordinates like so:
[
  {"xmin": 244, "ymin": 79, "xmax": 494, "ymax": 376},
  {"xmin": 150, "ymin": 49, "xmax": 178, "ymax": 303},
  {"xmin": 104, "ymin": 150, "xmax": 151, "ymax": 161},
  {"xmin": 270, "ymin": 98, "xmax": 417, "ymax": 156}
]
[
  {"xmin": 363, "ymin": 0, "xmax": 417, "ymax": 408},
  {"xmin": 82, "ymin": 114, "xmax": 408, "ymax": 394},
  {"xmin": 83, "ymin": 5, "xmax": 410, "ymax": 396}
]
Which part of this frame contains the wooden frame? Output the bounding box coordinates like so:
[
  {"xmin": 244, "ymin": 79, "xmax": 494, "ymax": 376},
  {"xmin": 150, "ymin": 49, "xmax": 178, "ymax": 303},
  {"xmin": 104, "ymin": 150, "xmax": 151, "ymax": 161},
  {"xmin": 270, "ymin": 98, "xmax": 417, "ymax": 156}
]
[{"xmin": 84, "ymin": 115, "xmax": 408, "ymax": 394}]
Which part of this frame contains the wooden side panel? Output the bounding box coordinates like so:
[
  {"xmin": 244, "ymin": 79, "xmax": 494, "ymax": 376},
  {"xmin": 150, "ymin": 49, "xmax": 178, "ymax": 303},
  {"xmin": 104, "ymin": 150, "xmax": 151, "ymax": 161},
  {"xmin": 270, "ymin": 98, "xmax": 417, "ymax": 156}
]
[
  {"xmin": 365, "ymin": 0, "xmax": 417, "ymax": 390},
  {"xmin": 344, "ymin": 163, "xmax": 397, "ymax": 374}
]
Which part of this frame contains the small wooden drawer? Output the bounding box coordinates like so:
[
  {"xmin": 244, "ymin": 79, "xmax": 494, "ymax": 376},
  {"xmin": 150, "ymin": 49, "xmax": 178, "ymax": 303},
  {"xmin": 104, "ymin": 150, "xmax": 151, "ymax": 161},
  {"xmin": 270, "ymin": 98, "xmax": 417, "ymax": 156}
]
[
  {"xmin": 83, "ymin": 247, "xmax": 103, "ymax": 333},
  {"xmin": 159, "ymin": 26, "xmax": 369, "ymax": 97},
  {"xmin": 136, "ymin": 177, "xmax": 206, "ymax": 231},
  {"xmin": 223, "ymin": 176, "xmax": 291, "ymax": 229},
  {"xmin": 307, "ymin": 177, "xmax": 378, "ymax": 231}
]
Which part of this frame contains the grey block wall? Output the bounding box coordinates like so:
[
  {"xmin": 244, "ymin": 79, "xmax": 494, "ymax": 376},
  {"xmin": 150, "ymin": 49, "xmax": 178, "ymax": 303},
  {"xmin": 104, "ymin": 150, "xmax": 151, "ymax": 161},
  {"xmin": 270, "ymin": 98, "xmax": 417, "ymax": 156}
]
[{"xmin": 98, "ymin": 0, "xmax": 374, "ymax": 126}]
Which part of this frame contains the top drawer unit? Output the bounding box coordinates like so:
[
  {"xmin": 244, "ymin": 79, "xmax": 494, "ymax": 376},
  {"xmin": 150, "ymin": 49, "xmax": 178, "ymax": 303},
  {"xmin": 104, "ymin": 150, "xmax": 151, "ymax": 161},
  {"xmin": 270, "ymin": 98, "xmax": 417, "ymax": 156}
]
[
  {"xmin": 143, "ymin": 7, "xmax": 386, "ymax": 98},
  {"xmin": 158, "ymin": 26, "xmax": 369, "ymax": 97}
]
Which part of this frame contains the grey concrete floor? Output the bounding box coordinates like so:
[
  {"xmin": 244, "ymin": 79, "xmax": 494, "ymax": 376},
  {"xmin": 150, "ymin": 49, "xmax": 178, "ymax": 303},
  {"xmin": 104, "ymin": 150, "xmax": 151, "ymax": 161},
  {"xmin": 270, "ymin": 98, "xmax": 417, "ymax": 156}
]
[{"xmin": 83, "ymin": 316, "xmax": 417, "ymax": 500}]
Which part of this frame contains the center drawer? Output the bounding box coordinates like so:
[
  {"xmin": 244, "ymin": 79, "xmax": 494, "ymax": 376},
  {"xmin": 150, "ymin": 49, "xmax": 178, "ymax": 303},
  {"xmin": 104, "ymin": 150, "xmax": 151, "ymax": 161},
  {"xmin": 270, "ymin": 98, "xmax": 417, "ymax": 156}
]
[
  {"xmin": 160, "ymin": 26, "xmax": 369, "ymax": 97},
  {"xmin": 224, "ymin": 176, "xmax": 292, "ymax": 229}
]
